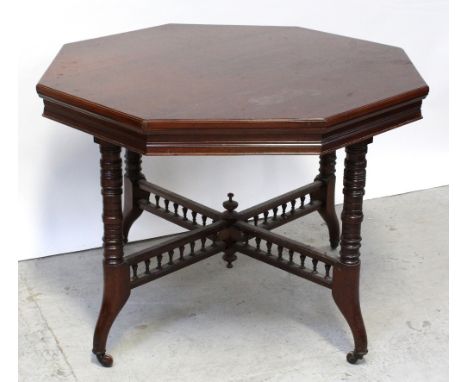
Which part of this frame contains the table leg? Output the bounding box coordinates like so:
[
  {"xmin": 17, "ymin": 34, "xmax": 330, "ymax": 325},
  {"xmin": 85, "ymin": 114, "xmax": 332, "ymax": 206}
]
[
  {"xmin": 92, "ymin": 141, "xmax": 130, "ymax": 367},
  {"xmin": 315, "ymin": 152, "xmax": 340, "ymax": 248},
  {"xmin": 123, "ymin": 150, "xmax": 149, "ymax": 243},
  {"xmin": 332, "ymin": 140, "xmax": 371, "ymax": 364}
]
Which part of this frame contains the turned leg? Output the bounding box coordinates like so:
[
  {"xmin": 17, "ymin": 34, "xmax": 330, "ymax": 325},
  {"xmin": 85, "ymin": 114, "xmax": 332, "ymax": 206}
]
[
  {"xmin": 315, "ymin": 152, "xmax": 340, "ymax": 248},
  {"xmin": 332, "ymin": 140, "xmax": 371, "ymax": 364},
  {"xmin": 122, "ymin": 150, "xmax": 149, "ymax": 243},
  {"xmin": 92, "ymin": 140, "xmax": 131, "ymax": 367}
]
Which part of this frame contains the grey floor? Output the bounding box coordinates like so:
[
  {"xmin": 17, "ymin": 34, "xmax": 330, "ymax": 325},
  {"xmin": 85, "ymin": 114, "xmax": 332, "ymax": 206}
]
[{"xmin": 19, "ymin": 186, "xmax": 448, "ymax": 382}]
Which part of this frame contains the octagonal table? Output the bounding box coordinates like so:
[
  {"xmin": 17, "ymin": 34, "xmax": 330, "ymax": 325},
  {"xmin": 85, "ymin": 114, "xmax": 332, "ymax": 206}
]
[{"xmin": 36, "ymin": 24, "xmax": 429, "ymax": 367}]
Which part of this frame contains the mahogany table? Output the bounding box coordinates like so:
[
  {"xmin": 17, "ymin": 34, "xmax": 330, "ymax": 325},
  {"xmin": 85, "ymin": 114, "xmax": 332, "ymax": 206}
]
[{"xmin": 36, "ymin": 24, "xmax": 429, "ymax": 367}]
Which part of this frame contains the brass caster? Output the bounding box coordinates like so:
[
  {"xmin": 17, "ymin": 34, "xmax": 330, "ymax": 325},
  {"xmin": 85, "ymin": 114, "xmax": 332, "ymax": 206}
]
[
  {"xmin": 94, "ymin": 351, "xmax": 114, "ymax": 367},
  {"xmin": 346, "ymin": 350, "xmax": 367, "ymax": 364}
]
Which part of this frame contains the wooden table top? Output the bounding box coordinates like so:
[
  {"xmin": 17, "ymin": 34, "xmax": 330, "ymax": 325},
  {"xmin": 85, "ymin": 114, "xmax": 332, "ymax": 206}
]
[{"xmin": 37, "ymin": 24, "xmax": 429, "ymax": 155}]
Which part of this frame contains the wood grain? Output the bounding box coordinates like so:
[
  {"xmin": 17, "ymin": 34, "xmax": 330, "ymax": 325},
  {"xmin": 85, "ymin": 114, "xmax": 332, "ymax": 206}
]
[{"xmin": 37, "ymin": 24, "xmax": 428, "ymax": 155}]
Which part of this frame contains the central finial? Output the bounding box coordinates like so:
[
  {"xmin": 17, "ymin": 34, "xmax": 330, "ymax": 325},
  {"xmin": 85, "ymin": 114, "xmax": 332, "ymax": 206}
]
[{"xmin": 223, "ymin": 192, "xmax": 238, "ymax": 213}]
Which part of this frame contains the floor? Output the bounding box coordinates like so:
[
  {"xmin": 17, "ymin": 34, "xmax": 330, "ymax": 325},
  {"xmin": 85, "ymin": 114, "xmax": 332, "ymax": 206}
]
[{"xmin": 18, "ymin": 186, "xmax": 448, "ymax": 382}]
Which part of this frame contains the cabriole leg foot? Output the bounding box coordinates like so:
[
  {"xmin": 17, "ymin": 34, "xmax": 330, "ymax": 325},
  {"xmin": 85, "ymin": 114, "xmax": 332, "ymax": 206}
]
[
  {"xmin": 92, "ymin": 263, "xmax": 130, "ymax": 367},
  {"xmin": 332, "ymin": 264, "xmax": 368, "ymax": 364}
]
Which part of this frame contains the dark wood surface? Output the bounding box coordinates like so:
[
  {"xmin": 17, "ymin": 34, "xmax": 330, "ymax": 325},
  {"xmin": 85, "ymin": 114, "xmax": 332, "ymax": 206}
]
[
  {"xmin": 37, "ymin": 24, "xmax": 428, "ymax": 154},
  {"xmin": 340, "ymin": 140, "xmax": 370, "ymax": 265},
  {"xmin": 92, "ymin": 141, "xmax": 130, "ymax": 367},
  {"xmin": 333, "ymin": 140, "xmax": 371, "ymax": 363}
]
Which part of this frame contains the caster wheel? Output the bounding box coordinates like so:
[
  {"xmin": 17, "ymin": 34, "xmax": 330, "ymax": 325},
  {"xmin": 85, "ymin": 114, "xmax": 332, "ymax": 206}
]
[
  {"xmin": 346, "ymin": 350, "xmax": 366, "ymax": 364},
  {"xmin": 95, "ymin": 352, "xmax": 113, "ymax": 367}
]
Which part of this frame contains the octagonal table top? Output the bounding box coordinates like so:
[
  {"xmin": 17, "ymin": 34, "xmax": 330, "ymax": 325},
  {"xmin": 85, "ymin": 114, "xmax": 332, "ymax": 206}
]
[{"xmin": 36, "ymin": 24, "xmax": 429, "ymax": 155}]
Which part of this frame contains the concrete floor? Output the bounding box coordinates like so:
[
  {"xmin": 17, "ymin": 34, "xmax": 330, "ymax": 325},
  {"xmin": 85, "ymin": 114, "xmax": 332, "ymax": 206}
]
[{"xmin": 19, "ymin": 186, "xmax": 448, "ymax": 382}]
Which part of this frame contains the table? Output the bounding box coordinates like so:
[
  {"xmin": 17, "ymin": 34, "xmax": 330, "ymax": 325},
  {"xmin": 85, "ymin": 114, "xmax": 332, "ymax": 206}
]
[{"xmin": 36, "ymin": 24, "xmax": 429, "ymax": 367}]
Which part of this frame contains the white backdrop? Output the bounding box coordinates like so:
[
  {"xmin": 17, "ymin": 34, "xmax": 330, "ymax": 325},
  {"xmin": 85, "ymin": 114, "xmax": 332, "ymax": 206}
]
[{"xmin": 18, "ymin": 0, "xmax": 448, "ymax": 260}]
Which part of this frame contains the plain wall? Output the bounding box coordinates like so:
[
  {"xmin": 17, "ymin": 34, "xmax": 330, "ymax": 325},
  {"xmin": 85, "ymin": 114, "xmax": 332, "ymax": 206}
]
[{"xmin": 18, "ymin": 0, "xmax": 448, "ymax": 260}]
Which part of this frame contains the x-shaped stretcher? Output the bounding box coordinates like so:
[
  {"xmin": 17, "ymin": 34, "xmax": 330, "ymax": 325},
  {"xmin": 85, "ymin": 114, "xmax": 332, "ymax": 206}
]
[{"xmin": 124, "ymin": 178, "xmax": 337, "ymax": 290}]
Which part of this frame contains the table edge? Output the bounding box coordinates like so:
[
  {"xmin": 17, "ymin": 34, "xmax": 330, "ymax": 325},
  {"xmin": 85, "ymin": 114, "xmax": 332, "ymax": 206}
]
[
  {"xmin": 36, "ymin": 83, "xmax": 428, "ymax": 130},
  {"xmin": 38, "ymin": 90, "xmax": 426, "ymax": 155}
]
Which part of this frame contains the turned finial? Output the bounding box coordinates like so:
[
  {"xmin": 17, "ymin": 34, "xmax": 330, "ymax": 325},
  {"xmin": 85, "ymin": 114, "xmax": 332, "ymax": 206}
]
[{"xmin": 223, "ymin": 193, "xmax": 238, "ymax": 213}]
